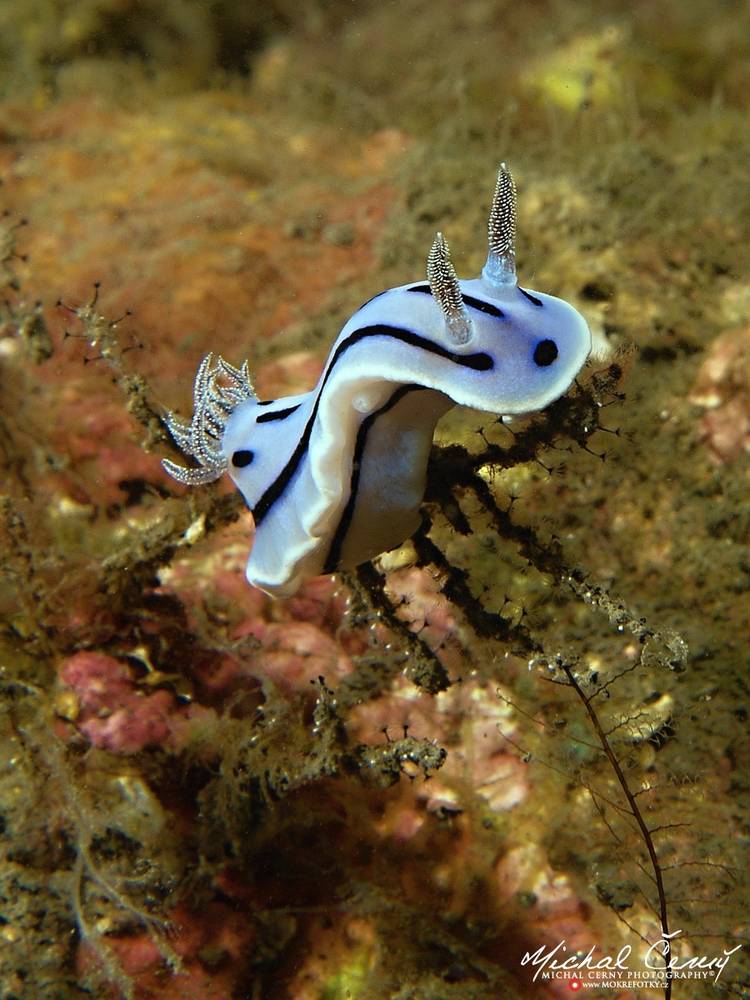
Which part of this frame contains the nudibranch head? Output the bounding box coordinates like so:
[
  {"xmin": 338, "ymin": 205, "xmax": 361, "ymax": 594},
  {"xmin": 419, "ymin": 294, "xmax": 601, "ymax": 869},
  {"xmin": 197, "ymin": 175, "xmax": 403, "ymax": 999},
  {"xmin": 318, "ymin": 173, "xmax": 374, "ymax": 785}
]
[
  {"xmin": 452, "ymin": 275, "xmax": 591, "ymax": 413},
  {"xmin": 162, "ymin": 164, "xmax": 592, "ymax": 596}
]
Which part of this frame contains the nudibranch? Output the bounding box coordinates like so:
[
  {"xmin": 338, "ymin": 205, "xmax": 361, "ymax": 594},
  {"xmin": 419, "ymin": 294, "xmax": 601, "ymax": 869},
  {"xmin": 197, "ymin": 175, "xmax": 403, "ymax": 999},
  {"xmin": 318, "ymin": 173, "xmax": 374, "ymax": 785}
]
[{"xmin": 163, "ymin": 165, "xmax": 591, "ymax": 597}]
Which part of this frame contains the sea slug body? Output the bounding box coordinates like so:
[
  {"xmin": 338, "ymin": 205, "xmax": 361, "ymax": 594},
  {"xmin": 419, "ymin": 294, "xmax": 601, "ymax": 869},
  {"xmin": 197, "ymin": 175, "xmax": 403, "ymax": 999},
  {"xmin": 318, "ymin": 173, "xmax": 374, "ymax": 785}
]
[{"xmin": 163, "ymin": 165, "xmax": 592, "ymax": 597}]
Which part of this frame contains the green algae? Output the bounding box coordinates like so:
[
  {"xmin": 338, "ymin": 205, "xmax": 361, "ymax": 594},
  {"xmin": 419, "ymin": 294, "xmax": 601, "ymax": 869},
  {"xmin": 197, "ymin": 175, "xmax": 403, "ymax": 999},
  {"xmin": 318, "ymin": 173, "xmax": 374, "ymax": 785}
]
[{"xmin": 0, "ymin": 0, "xmax": 365, "ymax": 97}]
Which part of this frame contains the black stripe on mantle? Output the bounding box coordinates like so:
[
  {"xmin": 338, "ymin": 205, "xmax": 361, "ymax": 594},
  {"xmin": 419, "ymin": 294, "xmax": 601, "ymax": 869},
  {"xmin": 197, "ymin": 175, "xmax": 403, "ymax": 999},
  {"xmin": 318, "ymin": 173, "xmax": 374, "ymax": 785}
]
[
  {"xmin": 256, "ymin": 404, "xmax": 301, "ymax": 424},
  {"xmin": 322, "ymin": 384, "xmax": 424, "ymax": 573},
  {"xmin": 251, "ymin": 324, "xmax": 493, "ymax": 526},
  {"xmin": 406, "ymin": 282, "xmax": 506, "ymax": 319}
]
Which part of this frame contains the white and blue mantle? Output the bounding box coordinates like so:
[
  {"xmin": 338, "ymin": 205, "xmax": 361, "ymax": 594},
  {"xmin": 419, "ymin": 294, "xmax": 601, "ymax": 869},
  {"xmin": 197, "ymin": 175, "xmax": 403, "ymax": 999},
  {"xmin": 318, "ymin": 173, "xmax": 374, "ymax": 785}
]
[{"xmin": 163, "ymin": 166, "xmax": 591, "ymax": 597}]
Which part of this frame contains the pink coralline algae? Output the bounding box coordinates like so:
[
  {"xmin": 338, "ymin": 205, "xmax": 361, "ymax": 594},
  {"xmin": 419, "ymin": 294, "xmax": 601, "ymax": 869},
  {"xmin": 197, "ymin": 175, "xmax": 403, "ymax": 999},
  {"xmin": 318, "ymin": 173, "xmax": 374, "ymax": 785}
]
[
  {"xmin": 161, "ymin": 549, "xmax": 358, "ymax": 699},
  {"xmin": 235, "ymin": 618, "xmax": 354, "ymax": 694},
  {"xmin": 58, "ymin": 652, "xmax": 192, "ymax": 754},
  {"xmin": 78, "ymin": 901, "xmax": 256, "ymax": 1000},
  {"xmin": 349, "ymin": 674, "xmax": 529, "ymax": 821},
  {"xmin": 689, "ymin": 325, "xmax": 750, "ymax": 463},
  {"xmin": 384, "ymin": 565, "xmax": 462, "ymax": 665}
]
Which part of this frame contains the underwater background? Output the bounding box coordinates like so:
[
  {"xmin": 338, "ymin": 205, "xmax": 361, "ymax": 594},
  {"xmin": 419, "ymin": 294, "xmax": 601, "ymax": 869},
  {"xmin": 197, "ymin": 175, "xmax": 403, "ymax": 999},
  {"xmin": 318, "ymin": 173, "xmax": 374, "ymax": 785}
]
[{"xmin": 1, "ymin": 1, "xmax": 749, "ymax": 997}]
